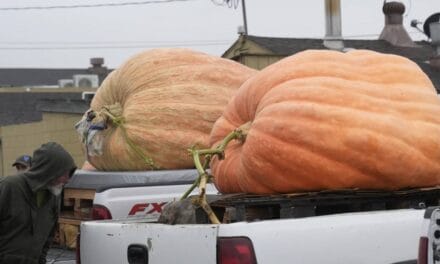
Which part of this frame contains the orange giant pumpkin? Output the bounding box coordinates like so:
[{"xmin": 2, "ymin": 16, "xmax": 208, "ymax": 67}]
[
  {"xmin": 82, "ymin": 48, "xmax": 256, "ymax": 171},
  {"xmin": 210, "ymin": 49, "xmax": 440, "ymax": 194}
]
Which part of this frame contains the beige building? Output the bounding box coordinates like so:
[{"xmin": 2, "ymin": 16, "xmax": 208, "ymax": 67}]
[
  {"xmin": 0, "ymin": 57, "xmax": 111, "ymax": 176},
  {"xmin": 1, "ymin": 113, "xmax": 85, "ymax": 176},
  {"xmin": 222, "ymin": 35, "xmax": 286, "ymax": 70},
  {"xmin": 0, "ymin": 88, "xmax": 94, "ymax": 176}
]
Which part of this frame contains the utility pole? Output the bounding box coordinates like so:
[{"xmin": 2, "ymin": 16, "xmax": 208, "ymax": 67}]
[
  {"xmin": 224, "ymin": 0, "xmax": 248, "ymax": 35},
  {"xmin": 323, "ymin": 0, "xmax": 344, "ymax": 50},
  {"xmin": 324, "ymin": 0, "xmax": 342, "ymax": 39},
  {"xmin": 241, "ymin": 0, "xmax": 248, "ymax": 35}
]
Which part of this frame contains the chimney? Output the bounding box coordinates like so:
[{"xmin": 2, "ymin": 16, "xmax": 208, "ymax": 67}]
[
  {"xmin": 90, "ymin": 57, "xmax": 104, "ymax": 68},
  {"xmin": 323, "ymin": 0, "xmax": 344, "ymax": 50},
  {"xmin": 87, "ymin": 57, "xmax": 109, "ymax": 85},
  {"xmin": 430, "ymin": 22, "xmax": 440, "ymax": 70},
  {"xmin": 379, "ymin": 1, "xmax": 417, "ymax": 47}
]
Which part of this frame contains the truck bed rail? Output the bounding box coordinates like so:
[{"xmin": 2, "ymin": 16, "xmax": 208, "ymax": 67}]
[{"xmin": 203, "ymin": 187, "xmax": 440, "ymax": 223}]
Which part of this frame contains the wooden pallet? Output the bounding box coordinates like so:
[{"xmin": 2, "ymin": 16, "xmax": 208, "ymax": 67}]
[
  {"xmin": 63, "ymin": 188, "xmax": 95, "ymax": 218},
  {"xmin": 58, "ymin": 216, "xmax": 81, "ymax": 249},
  {"xmin": 56, "ymin": 188, "xmax": 95, "ymax": 249},
  {"xmin": 200, "ymin": 187, "xmax": 440, "ymax": 223}
]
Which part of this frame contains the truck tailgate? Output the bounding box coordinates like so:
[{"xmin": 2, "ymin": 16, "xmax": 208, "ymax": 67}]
[
  {"xmin": 80, "ymin": 219, "xmax": 219, "ymax": 264},
  {"xmin": 219, "ymin": 208, "xmax": 424, "ymax": 264}
]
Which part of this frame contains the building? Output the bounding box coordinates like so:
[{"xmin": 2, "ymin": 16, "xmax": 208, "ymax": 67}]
[
  {"xmin": 222, "ymin": 1, "xmax": 440, "ymax": 92},
  {"xmin": 0, "ymin": 57, "xmax": 112, "ymax": 176},
  {"xmin": 0, "ymin": 57, "xmax": 111, "ymax": 88},
  {"xmin": 0, "ymin": 88, "xmax": 93, "ymax": 176}
]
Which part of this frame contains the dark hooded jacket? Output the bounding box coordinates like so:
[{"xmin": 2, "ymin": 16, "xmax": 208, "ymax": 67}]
[{"xmin": 0, "ymin": 142, "xmax": 76, "ymax": 264}]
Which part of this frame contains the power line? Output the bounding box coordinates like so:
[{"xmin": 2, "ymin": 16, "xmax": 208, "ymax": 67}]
[
  {"xmin": 210, "ymin": 0, "xmax": 226, "ymax": 6},
  {"xmin": 0, "ymin": 0, "xmax": 196, "ymax": 11},
  {"xmin": 0, "ymin": 39, "xmax": 233, "ymax": 45},
  {"xmin": 0, "ymin": 42, "xmax": 232, "ymax": 50},
  {"xmin": 210, "ymin": 0, "xmax": 239, "ymax": 9}
]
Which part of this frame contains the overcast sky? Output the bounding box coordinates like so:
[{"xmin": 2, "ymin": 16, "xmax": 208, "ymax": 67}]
[{"xmin": 0, "ymin": 0, "xmax": 438, "ymax": 68}]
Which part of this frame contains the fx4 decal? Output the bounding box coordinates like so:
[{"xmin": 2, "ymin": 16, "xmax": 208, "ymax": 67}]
[{"xmin": 128, "ymin": 202, "xmax": 167, "ymax": 216}]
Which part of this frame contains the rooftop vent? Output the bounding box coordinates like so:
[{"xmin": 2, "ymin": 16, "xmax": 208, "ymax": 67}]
[
  {"xmin": 90, "ymin": 57, "xmax": 104, "ymax": 68},
  {"xmin": 379, "ymin": 1, "xmax": 416, "ymax": 47}
]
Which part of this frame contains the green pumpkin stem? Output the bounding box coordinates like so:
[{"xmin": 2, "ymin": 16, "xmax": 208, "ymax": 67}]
[
  {"xmin": 181, "ymin": 127, "xmax": 247, "ymax": 224},
  {"xmin": 97, "ymin": 103, "xmax": 159, "ymax": 170}
]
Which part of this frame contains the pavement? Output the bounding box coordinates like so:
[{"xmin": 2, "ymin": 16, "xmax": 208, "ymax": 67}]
[{"xmin": 46, "ymin": 246, "xmax": 76, "ymax": 264}]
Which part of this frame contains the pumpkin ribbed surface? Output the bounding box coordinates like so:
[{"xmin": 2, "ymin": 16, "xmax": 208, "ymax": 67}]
[
  {"xmin": 81, "ymin": 161, "xmax": 96, "ymax": 171},
  {"xmin": 85, "ymin": 48, "xmax": 256, "ymax": 171},
  {"xmin": 210, "ymin": 49, "xmax": 440, "ymax": 194}
]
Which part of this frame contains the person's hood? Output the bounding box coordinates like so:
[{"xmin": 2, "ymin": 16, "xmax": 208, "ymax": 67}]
[{"xmin": 23, "ymin": 142, "xmax": 77, "ymax": 193}]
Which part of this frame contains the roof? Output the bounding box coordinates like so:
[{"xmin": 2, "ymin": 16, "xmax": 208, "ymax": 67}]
[
  {"xmin": 0, "ymin": 67, "xmax": 112, "ymax": 87},
  {"xmin": 0, "ymin": 91, "xmax": 89, "ymax": 126},
  {"xmin": 0, "ymin": 68, "xmax": 89, "ymax": 87},
  {"xmin": 243, "ymin": 35, "xmax": 433, "ymax": 60},
  {"xmin": 226, "ymin": 35, "xmax": 440, "ymax": 91}
]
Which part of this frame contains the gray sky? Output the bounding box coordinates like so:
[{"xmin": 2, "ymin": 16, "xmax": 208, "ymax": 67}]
[{"xmin": 0, "ymin": 0, "xmax": 438, "ymax": 68}]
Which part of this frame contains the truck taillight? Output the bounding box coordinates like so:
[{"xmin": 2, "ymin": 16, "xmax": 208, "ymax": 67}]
[
  {"xmin": 92, "ymin": 204, "xmax": 112, "ymax": 220},
  {"xmin": 76, "ymin": 233, "xmax": 81, "ymax": 264},
  {"xmin": 217, "ymin": 237, "xmax": 257, "ymax": 264},
  {"xmin": 418, "ymin": 236, "xmax": 428, "ymax": 264}
]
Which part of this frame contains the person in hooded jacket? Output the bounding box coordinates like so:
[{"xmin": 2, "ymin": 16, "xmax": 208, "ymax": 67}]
[{"xmin": 0, "ymin": 142, "xmax": 77, "ymax": 264}]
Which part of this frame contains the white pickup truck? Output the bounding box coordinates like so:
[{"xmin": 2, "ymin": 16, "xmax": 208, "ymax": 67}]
[
  {"xmin": 416, "ymin": 206, "xmax": 440, "ymax": 264},
  {"xmin": 65, "ymin": 169, "xmax": 218, "ymax": 221},
  {"xmin": 77, "ymin": 180, "xmax": 440, "ymax": 264}
]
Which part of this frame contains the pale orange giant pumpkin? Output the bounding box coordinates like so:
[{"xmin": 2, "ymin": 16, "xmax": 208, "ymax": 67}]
[
  {"xmin": 81, "ymin": 161, "xmax": 96, "ymax": 171},
  {"xmin": 210, "ymin": 49, "xmax": 440, "ymax": 194},
  {"xmin": 84, "ymin": 48, "xmax": 256, "ymax": 171}
]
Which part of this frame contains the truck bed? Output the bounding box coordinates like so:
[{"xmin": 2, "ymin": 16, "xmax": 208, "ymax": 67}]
[
  {"xmin": 80, "ymin": 208, "xmax": 424, "ymax": 264},
  {"xmin": 80, "ymin": 187, "xmax": 440, "ymax": 264}
]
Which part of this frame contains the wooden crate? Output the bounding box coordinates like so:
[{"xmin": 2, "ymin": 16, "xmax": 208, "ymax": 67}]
[
  {"xmin": 63, "ymin": 188, "xmax": 95, "ymax": 218},
  {"xmin": 58, "ymin": 217, "xmax": 81, "ymax": 249},
  {"xmin": 57, "ymin": 188, "xmax": 95, "ymax": 248}
]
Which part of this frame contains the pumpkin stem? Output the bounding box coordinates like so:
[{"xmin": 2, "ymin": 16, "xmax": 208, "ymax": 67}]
[
  {"xmin": 181, "ymin": 127, "xmax": 247, "ymax": 224},
  {"xmin": 95, "ymin": 103, "xmax": 159, "ymax": 170}
]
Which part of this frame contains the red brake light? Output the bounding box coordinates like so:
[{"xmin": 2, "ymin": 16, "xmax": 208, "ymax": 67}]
[
  {"xmin": 217, "ymin": 237, "xmax": 257, "ymax": 264},
  {"xmin": 76, "ymin": 233, "xmax": 81, "ymax": 264},
  {"xmin": 418, "ymin": 236, "xmax": 428, "ymax": 264},
  {"xmin": 92, "ymin": 204, "xmax": 112, "ymax": 220}
]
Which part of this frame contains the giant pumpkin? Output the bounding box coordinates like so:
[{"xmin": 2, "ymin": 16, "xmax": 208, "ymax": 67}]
[
  {"xmin": 81, "ymin": 48, "xmax": 256, "ymax": 171},
  {"xmin": 210, "ymin": 49, "xmax": 440, "ymax": 194}
]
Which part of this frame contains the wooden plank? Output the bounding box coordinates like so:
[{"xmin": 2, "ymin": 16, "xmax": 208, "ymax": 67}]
[
  {"xmin": 73, "ymin": 198, "xmax": 81, "ymax": 218},
  {"xmin": 58, "ymin": 217, "xmax": 82, "ymax": 225},
  {"xmin": 59, "ymin": 223, "xmax": 79, "ymax": 249},
  {"xmin": 63, "ymin": 198, "xmax": 74, "ymax": 206},
  {"xmin": 64, "ymin": 188, "xmax": 95, "ymax": 200}
]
